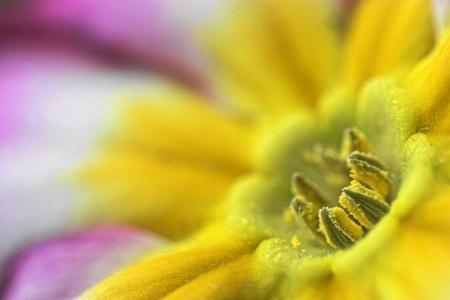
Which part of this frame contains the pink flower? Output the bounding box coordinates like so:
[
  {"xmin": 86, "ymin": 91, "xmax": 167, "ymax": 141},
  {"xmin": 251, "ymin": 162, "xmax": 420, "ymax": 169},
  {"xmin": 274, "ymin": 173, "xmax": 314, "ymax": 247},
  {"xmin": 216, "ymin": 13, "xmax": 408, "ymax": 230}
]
[
  {"xmin": 0, "ymin": 0, "xmax": 212, "ymax": 292},
  {"xmin": 2, "ymin": 225, "xmax": 166, "ymax": 300}
]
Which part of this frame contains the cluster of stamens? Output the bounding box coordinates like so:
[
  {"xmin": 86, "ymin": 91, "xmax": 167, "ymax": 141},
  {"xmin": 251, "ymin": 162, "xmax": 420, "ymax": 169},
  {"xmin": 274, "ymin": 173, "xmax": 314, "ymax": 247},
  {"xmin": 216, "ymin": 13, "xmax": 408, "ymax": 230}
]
[{"xmin": 290, "ymin": 128, "xmax": 395, "ymax": 249}]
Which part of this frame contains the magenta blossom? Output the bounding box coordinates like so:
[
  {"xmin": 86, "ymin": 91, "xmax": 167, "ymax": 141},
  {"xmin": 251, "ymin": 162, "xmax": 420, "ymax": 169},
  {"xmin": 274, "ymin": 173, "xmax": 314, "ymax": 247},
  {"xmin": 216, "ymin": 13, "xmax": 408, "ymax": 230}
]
[{"xmin": 0, "ymin": 0, "xmax": 212, "ymax": 295}]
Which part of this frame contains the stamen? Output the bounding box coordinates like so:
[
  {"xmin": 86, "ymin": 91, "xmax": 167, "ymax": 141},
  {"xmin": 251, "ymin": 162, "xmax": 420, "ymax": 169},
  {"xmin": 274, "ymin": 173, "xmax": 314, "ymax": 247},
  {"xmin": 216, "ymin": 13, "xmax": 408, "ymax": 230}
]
[
  {"xmin": 290, "ymin": 127, "xmax": 396, "ymax": 250},
  {"xmin": 340, "ymin": 127, "xmax": 372, "ymax": 157},
  {"xmin": 306, "ymin": 145, "xmax": 348, "ymax": 188},
  {"xmin": 318, "ymin": 207, "xmax": 364, "ymax": 249},
  {"xmin": 347, "ymin": 152, "xmax": 392, "ymax": 198},
  {"xmin": 347, "ymin": 151, "xmax": 387, "ymax": 171},
  {"xmin": 308, "ymin": 144, "xmax": 347, "ymax": 172},
  {"xmin": 290, "ymin": 173, "xmax": 327, "ymax": 242},
  {"xmin": 291, "ymin": 198, "xmax": 326, "ymax": 243},
  {"xmin": 291, "ymin": 173, "xmax": 327, "ymax": 207},
  {"xmin": 339, "ymin": 180, "xmax": 389, "ymax": 229}
]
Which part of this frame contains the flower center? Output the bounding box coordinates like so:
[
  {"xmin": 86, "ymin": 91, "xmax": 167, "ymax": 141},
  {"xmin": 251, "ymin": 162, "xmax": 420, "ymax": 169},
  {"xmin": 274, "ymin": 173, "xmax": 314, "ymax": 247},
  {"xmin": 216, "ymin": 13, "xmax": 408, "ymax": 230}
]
[{"xmin": 290, "ymin": 128, "xmax": 396, "ymax": 249}]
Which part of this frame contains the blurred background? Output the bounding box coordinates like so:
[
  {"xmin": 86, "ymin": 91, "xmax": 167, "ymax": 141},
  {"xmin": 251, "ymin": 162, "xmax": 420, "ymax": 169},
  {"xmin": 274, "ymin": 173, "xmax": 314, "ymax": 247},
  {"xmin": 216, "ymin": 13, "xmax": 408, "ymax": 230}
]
[{"xmin": 0, "ymin": 0, "xmax": 218, "ymax": 283}]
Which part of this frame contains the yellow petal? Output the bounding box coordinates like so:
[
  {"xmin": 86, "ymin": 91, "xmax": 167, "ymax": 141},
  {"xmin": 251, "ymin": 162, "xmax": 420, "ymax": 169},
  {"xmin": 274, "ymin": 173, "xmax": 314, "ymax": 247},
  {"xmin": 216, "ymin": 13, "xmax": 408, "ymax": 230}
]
[
  {"xmin": 201, "ymin": 1, "xmax": 341, "ymax": 118},
  {"xmin": 343, "ymin": 1, "xmax": 434, "ymax": 89},
  {"xmin": 388, "ymin": 191, "xmax": 450, "ymax": 299},
  {"xmin": 77, "ymin": 153, "xmax": 235, "ymax": 239},
  {"xmin": 336, "ymin": 190, "xmax": 450, "ymax": 300},
  {"xmin": 404, "ymin": 31, "xmax": 450, "ymax": 133},
  {"xmin": 355, "ymin": 78, "xmax": 417, "ymax": 171},
  {"xmin": 317, "ymin": 88, "xmax": 357, "ymax": 147},
  {"xmin": 163, "ymin": 253, "xmax": 271, "ymax": 300},
  {"xmin": 297, "ymin": 187, "xmax": 450, "ymax": 300},
  {"xmin": 226, "ymin": 173, "xmax": 301, "ymax": 244},
  {"xmin": 76, "ymin": 84, "xmax": 259, "ymax": 239},
  {"xmin": 252, "ymin": 238, "xmax": 361, "ymax": 300},
  {"xmin": 294, "ymin": 276, "xmax": 366, "ymax": 300},
  {"xmin": 256, "ymin": 112, "xmax": 318, "ymax": 176},
  {"xmin": 328, "ymin": 133, "xmax": 447, "ymax": 299},
  {"xmin": 111, "ymin": 86, "xmax": 257, "ymax": 171},
  {"xmin": 78, "ymin": 241, "xmax": 254, "ymax": 300}
]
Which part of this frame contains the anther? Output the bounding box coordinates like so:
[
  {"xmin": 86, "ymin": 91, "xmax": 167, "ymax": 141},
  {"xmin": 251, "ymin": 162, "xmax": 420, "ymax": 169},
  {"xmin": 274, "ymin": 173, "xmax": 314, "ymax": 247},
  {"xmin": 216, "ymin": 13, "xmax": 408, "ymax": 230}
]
[
  {"xmin": 341, "ymin": 127, "xmax": 372, "ymax": 157},
  {"xmin": 339, "ymin": 180, "xmax": 389, "ymax": 229},
  {"xmin": 290, "ymin": 128, "xmax": 395, "ymax": 250},
  {"xmin": 291, "ymin": 198, "xmax": 326, "ymax": 243},
  {"xmin": 348, "ymin": 151, "xmax": 387, "ymax": 171},
  {"xmin": 306, "ymin": 145, "xmax": 348, "ymax": 188},
  {"xmin": 292, "ymin": 173, "xmax": 328, "ymax": 207},
  {"xmin": 318, "ymin": 207, "xmax": 364, "ymax": 249},
  {"xmin": 308, "ymin": 144, "xmax": 347, "ymax": 172},
  {"xmin": 347, "ymin": 153, "xmax": 392, "ymax": 198},
  {"xmin": 291, "ymin": 173, "xmax": 328, "ymax": 242}
]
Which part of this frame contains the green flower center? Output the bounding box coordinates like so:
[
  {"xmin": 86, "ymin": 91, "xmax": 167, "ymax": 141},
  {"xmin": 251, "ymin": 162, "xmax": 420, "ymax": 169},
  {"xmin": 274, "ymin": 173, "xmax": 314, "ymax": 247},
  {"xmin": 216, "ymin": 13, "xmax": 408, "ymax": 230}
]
[{"xmin": 290, "ymin": 128, "xmax": 397, "ymax": 249}]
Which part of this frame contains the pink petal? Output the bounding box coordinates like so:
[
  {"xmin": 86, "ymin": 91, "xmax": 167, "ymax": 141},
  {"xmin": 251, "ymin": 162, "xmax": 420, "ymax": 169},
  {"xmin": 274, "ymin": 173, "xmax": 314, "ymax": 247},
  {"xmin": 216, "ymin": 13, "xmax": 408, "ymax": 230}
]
[
  {"xmin": 0, "ymin": 39, "xmax": 99, "ymax": 146},
  {"xmin": 433, "ymin": 0, "xmax": 450, "ymax": 36},
  {"xmin": 0, "ymin": 0, "xmax": 216, "ymax": 291},
  {"xmin": 2, "ymin": 225, "xmax": 166, "ymax": 300},
  {"xmin": 0, "ymin": 39, "xmax": 158, "ymax": 278},
  {"xmin": 0, "ymin": 0, "xmax": 210, "ymax": 92}
]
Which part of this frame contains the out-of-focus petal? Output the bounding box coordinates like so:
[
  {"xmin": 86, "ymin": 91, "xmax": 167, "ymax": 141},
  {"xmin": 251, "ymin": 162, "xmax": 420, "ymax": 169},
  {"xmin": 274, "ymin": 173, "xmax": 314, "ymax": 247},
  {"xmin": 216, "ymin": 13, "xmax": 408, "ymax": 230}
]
[
  {"xmin": 0, "ymin": 2, "xmax": 219, "ymax": 270},
  {"xmin": 78, "ymin": 240, "xmax": 254, "ymax": 299},
  {"xmin": 0, "ymin": 0, "xmax": 211, "ymax": 92},
  {"xmin": 0, "ymin": 0, "xmax": 219, "ymax": 282},
  {"xmin": 343, "ymin": 1, "xmax": 434, "ymax": 89},
  {"xmin": 0, "ymin": 41, "xmax": 158, "ymax": 280},
  {"xmin": 2, "ymin": 225, "xmax": 166, "ymax": 300},
  {"xmin": 433, "ymin": 0, "xmax": 450, "ymax": 37},
  {"xmin": 0, "ymin": 39, "xmax": 98, "ymax": 146},
  {"xmin": 77, "ymin": 84, "xmax": 260, "ymax": 239},
  {"xmin": 340, "ymin": 0, "xmax": 360, "ymax": 13},
  {"xmin": 200, "ymin": 1, "xmax": 341, "ymax": 119},
  {"xmin": 403, "ymin": 31, "xmax": 450, "ymax": 134}
]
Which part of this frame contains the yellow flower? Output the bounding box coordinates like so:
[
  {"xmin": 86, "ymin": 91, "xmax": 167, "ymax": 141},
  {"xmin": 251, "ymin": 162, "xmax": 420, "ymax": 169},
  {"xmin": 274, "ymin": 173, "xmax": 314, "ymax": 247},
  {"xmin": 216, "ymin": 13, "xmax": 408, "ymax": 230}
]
[{"xmin": 78, "ymin": 1, "xmax": 450, "ymax": 299}]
